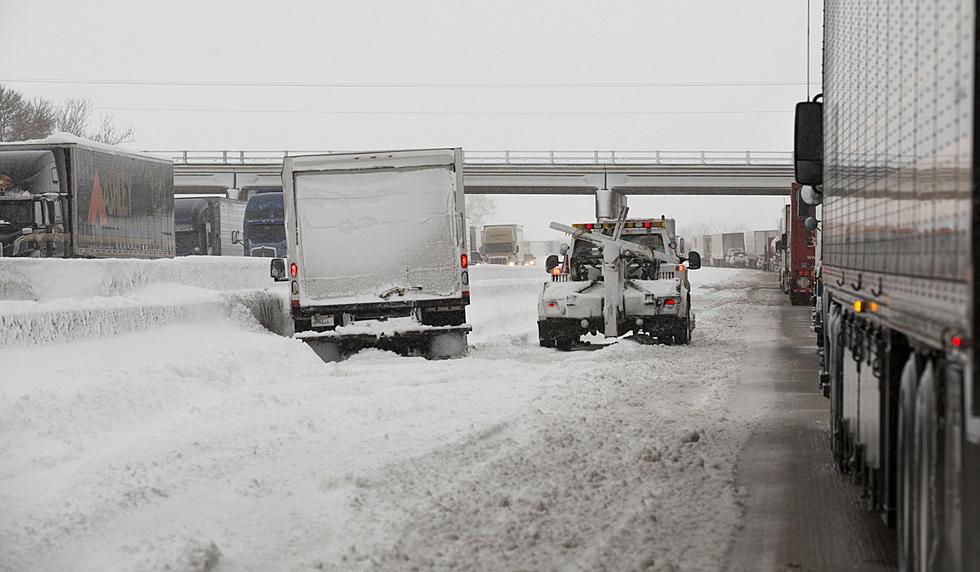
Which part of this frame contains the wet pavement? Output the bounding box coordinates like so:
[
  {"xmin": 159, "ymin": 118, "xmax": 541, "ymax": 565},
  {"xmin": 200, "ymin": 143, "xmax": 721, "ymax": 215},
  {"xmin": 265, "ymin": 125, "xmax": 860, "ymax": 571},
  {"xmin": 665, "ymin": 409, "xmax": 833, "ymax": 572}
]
[{"xmin": 725, "ymin": 285, "xmax": 897, "ymax": 572}]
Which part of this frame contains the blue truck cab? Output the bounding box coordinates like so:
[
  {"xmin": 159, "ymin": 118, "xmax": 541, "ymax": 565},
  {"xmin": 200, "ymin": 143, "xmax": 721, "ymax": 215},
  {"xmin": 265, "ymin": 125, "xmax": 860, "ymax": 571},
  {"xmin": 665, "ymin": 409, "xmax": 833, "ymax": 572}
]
[{"xmin": 241, "ymin": 190, "xmax": 285, "ymax": 257}]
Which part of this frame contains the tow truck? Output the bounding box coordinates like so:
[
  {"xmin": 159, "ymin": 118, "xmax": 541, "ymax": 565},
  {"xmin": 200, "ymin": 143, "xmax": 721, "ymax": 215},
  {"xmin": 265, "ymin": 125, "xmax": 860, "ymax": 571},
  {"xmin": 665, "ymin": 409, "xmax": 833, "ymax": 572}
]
[{"xmin": 538, "ymin": 210, "xmax": 701, "ymax": 350}]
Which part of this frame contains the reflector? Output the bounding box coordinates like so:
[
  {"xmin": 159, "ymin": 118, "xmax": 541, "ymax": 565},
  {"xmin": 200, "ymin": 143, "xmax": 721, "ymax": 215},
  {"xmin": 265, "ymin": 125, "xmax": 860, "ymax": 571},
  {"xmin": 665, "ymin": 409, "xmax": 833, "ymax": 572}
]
[{"xmin": 290, "ymin": 262, "xmax": 298, "ymax": 278}]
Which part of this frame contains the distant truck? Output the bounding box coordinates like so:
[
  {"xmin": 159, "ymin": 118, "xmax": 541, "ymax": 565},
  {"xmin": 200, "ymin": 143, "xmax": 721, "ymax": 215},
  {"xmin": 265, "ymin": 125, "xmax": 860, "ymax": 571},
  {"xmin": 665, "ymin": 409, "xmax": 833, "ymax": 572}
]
[
  {"xmin": 271, "ymin": 149, "xmax": 471, "ymax": 361},
  {"xmin": 481, "ymin": 224, "xmax": 524, "ymax": 265},
  {"xmin": 174, "ymin": 195, "xmax": 246, "ymax": 256},
  {"xmin": 240, "ymin": 191, "xmax": 285, "ymax": 257},
  {"xmin": 743, "ymin": 229, "xmax": 778, "ymax": 269},
  {"xmin": 780, "ymin": 184, "xmax": 815, "ymax": 305},
  {"xmin": 0, "ymin": 135, "xmax": 174, "ymax": 258}
]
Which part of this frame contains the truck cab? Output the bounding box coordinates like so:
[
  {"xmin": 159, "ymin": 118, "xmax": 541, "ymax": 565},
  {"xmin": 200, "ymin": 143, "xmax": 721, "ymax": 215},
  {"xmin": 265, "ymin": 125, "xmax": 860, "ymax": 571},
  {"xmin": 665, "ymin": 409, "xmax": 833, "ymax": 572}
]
[
  {"xmin": 241, "ymin": 190, "xmax": 286, "ymax": 257},
  {"xmin": 538, "ymin": 217, "xmax": 700, "ymax": 349},
  {"xmin": 0, "ymin": 149, "xmax": 68, "ymax": 258}
]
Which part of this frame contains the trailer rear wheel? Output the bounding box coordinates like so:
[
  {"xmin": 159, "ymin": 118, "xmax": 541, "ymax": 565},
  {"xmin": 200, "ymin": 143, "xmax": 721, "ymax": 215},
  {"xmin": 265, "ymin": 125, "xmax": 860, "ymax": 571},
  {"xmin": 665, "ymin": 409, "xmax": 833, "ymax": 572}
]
[
  {"xmin": 911, "ymin": 361, "xmax": 942, "ymax": 572},
  {"xmin": 897, "ymin": 355, "xmax": 919, "ymax": 570}
]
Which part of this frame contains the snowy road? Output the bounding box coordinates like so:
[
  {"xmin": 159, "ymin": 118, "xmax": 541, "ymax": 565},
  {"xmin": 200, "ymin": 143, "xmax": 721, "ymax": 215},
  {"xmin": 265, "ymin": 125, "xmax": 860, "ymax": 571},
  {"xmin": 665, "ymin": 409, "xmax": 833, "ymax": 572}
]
[{"xmin": 1, "ymin": 265, "xmax": 778, "ymax": 571}]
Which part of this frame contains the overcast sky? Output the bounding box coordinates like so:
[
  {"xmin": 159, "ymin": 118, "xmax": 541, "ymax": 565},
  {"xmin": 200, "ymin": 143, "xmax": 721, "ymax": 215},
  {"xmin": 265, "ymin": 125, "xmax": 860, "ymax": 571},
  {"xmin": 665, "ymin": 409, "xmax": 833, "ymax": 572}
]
[{"xmin": 1, "ymin": 0, "xmax": 822, "ymax": 241}]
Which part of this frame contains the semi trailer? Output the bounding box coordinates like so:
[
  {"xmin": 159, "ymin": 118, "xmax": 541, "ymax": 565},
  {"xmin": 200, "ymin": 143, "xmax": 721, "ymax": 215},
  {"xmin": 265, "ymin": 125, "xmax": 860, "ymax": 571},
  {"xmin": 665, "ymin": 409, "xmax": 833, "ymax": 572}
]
[
  {"xmin": 240, "ymin": 190, "xmax": 286, "ymax": 257},
  {"xmin": 174, "ymin": 195, "xmax": 246, "ymax": 256},
  {"xmin": 795, "ymin": 1, "xmax": 980, "ymax": 569},
  {"xmin": 271, "ymin": 148, "xmax": 470, "ymax": 361},
  {"xmin": 0, "ymin": 135, "xmax": 174, "ymax": 258}
]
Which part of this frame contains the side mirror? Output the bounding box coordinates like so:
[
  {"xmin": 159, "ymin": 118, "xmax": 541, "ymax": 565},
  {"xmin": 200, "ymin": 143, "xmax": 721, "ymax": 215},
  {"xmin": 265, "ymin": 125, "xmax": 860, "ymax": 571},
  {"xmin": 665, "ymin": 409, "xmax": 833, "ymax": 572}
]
[
  {"xmin": 270, "ymin": 258, "xmax": 288, "ymax": 282},
  {"xmin": 687, "ymin": 251, "xmax": 702, "ymax": 270},
  {"xmin": 794, "ymin": 99, "xmax": 823, "ymax": 186},
  {"xmin": 231, "ymin": 230, "xmax": 241, "ymax": 244},
  {"xmin": 800, "ymin": 185, "xmax": 822, "ymax": 206},
  {"xmin": 545, "ymin": 254, "xmax": 560, "ymax": 273}
]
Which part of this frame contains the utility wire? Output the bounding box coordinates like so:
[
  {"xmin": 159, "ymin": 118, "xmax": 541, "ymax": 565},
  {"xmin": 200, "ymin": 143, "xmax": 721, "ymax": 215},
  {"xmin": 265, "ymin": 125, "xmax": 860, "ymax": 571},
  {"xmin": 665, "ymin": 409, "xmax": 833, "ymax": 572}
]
[
  {"xmin": 93, "ymin": 106, "xmax": 794, "ymax": 116},
  {"xmin": 3, "ymin": 77, "xmax": 825, "ymax": 89}
]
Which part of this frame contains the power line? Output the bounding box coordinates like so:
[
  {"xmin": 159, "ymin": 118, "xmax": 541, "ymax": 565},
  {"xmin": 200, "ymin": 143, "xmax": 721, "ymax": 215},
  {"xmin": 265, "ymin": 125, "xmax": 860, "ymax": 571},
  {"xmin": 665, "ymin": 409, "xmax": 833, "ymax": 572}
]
[
  {"xmin": 93, "ymin": 106, "xmax": 794, "ymax": 116},
  {"xmin": 3, "ymin": 77, "xmax": 824, "ymax": 89}
]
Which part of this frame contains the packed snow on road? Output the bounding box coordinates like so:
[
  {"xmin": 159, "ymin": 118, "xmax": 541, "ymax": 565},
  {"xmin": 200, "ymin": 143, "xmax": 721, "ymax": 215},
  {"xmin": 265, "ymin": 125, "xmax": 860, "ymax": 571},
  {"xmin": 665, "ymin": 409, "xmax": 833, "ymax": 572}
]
[{"xmin": 1, "ymin": 260, "xmax": 775, "ymax": 571}]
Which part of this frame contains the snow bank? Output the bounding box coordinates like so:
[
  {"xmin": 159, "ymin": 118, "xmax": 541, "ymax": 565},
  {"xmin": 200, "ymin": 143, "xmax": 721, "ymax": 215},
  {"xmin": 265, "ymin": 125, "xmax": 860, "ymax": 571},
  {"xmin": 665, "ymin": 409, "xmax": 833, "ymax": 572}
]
[
  {"xmin": 0, "ymin": 257, "xmax": 276, "ymax": 302},
  {"xmin": 0, "ymin": 258, "xmax": 289, "ymax": 347}
]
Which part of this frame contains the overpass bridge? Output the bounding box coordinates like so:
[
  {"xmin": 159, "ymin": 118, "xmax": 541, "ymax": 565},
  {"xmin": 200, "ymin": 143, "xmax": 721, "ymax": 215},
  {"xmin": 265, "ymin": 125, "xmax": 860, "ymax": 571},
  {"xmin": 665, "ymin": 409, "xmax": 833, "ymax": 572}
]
[{"xmin": 152, "ymin": 150, "xmax": 795, "ymax": 197}]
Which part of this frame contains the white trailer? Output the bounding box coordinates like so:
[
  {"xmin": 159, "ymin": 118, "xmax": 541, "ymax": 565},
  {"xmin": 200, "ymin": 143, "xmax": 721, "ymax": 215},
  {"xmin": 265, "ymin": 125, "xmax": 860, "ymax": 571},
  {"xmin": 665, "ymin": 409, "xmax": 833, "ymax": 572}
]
[{"xmin": 271, "ymin": 148, "xmax": 471, "ymax": 360}]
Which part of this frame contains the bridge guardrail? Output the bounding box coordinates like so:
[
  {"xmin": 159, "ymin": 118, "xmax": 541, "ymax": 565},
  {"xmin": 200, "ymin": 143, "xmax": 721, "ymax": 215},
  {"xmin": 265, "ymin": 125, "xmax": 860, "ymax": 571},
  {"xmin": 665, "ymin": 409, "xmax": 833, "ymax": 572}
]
[{"xmin": 149, "ymin": 150, "xmax": 793, "ymax": 166}]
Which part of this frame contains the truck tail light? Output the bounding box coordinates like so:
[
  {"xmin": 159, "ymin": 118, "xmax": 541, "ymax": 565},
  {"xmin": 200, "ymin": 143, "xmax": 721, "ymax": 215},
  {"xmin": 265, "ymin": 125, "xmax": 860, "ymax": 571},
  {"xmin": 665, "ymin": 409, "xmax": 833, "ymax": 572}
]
[
  {"xmin": 664, "ymin": 298, "xmax": 677, "ymax": 306},
  {"xmin": 643, "ymin": 221, "xmax": 652, "ymax": 229},
  {"xmin": 676, "ymin": 264, "xmax": 685, "ymax": 272},
  {"xmin": 461, "ymin": 253, "xmax": 468, "ymax": 268},
  {"xmin": 290, "ymin": 262, "xmax": 298, "ymax": 277}
]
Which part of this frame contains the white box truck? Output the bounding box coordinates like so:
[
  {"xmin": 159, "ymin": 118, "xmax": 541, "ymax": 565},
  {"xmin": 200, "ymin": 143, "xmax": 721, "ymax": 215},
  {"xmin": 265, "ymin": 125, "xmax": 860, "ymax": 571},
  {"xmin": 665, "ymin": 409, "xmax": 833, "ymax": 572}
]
[{"xmin": 271, "ymin": 148, "xmax": 471, "ymax": 360}]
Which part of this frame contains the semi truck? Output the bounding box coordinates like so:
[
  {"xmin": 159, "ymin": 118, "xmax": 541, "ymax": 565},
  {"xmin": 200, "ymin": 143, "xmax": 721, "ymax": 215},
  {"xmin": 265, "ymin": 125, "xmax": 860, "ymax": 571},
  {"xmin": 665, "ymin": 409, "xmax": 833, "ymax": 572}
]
[
  {"xmin": 794, "ymin": 1, "xmax": 979, "ymax": 569},
  {"xmin": 743, "ymin": 229, "xmax": 778, "ymax": 270},
  {"xmin": 539, "ymin": 215, "xmax": 701, "ymax": 349},
  {"xmin": 0, "ymin": 135, "xmax": 174, "ymax": 258},
  {"xmin": 481, "ymin": 224, "xmax": 524, "ymax": 265},
  {"xmin": 174, "ymin": 195, "xmax": 246, "ymax": 256},
  {"xmin": 271, "ymin": 148, "xmax": 470, "ymax": 361},
  {"xmin": 240, "ymin": 190, "xmax": 285, "ymax": 257},
  {"xmin": 780, "ymin": 183, "xmax": 815, "ymax": 306}
]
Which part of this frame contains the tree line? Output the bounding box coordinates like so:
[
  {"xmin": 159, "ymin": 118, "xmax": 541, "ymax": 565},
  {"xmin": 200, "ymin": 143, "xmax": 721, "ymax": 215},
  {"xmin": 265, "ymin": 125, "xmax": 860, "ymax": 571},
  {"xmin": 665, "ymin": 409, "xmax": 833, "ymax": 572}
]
[{"xmin": 0, "ymin": 84, "xmax": 135, "ymax": 145}]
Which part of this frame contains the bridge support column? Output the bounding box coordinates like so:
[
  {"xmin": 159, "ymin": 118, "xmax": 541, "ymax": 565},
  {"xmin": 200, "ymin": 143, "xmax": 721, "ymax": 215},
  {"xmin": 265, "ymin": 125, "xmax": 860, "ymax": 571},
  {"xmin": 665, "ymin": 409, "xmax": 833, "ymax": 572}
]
[{"xmin": 595, "ymin": 189, "xmax": 627, "ymax": 221}]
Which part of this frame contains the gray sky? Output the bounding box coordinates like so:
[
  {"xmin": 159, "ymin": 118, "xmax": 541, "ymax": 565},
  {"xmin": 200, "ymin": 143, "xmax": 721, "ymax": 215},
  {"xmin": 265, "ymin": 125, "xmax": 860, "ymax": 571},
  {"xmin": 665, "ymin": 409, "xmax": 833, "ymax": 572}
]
[{"xmin": 1, "ymin": 0, "xmax": 821, "ymax": 240}]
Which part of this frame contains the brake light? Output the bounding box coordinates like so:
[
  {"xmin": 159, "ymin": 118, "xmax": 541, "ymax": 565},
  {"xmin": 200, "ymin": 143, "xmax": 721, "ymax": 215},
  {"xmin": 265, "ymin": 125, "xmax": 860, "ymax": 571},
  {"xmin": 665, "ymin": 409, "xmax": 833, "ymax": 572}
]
[
  {"xmin": 586, "ymin": 223, "xmax": 594, "ymax": 230},
  {"xmin": 664, "ymin": 298, "xmax": 677, "ymax": 306},
  {"xmin": 547, "ymin": 302, "xmax": 558, "ymax": 308},
  {"xmin": 643, "ymin": 221, "xmax": 652, "ymax": 229},
  {"xmin": 461, "ymin": 253, "xmax": 468, "ymax": 269},
  {"xmin": 290, "ymin": 262, "xmax": 298, "ymax": 278},
  {"xmin": 952, "ymin": 335, "xmax": 965, "ymax": 348}
]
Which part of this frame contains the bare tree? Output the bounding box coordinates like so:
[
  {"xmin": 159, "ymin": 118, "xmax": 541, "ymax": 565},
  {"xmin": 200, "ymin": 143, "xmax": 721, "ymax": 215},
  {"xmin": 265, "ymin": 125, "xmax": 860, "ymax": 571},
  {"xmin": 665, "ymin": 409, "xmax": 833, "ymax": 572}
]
[
  {"xmin": 0, "ymin": 85, "xmax": 25, "ymax": 142},
  {"xmin": 89, "ymin": 114, "xmax": 135, "ymax": 145},
  {"xmin": 465, "ymin": 194, "xmax": 497, "ymax": 226},
  {"xmin": 56, "ymin": 98, "xmax": 93, "ymax": 137},
  {"xmin": 10, "ymin": 97, "xmax": 57, "ymax": 142}
]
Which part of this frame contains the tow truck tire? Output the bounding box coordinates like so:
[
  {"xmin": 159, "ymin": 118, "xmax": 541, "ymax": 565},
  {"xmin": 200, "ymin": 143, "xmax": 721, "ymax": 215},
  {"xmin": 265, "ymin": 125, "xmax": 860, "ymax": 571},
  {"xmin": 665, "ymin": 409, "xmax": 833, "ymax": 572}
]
[
  {"xmin": 675, "ymin": 320, "xmax": 691, "ymax": 345},
  {"xmin": 555, "ymin": 336, "xmax": 575, "ymax": 352}
]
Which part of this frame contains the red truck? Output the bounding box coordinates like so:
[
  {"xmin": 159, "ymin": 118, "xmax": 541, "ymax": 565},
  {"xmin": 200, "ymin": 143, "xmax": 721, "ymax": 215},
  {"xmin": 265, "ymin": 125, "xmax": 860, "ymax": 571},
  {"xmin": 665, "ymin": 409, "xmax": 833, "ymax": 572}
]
[{"xmin": 779, "ymin": 182, "xmax": 815, "ymax": 306}]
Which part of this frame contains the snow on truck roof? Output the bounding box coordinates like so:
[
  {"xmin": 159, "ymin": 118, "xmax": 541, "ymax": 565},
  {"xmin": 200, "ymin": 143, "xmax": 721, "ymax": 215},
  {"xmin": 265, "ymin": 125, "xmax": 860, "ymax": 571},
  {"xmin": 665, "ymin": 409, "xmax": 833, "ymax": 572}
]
[
  {"xmin": 0, "ymin": 132, "xmax": 170, "ymax": 164},
  {"xmin": 284, "ymin": 148, "xmax": 460, "ymax": 172}
]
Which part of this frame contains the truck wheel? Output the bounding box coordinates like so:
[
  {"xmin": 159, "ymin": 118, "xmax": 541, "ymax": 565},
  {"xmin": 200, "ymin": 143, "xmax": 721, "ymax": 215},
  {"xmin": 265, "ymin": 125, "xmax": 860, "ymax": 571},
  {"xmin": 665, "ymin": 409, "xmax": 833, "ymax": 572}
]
[
  {"xmin": 428, "ymin": 331, "xmax": 468, "ymax": 359},
  {"xmin": 555, "ymin": 336, "xmax": 575, "ymax": 351},
  {"xmin": 675, "ymin": 320, "xmax": 691, "ymax": 345},
  {"xmin": 897, "ymin": 354, "xmax": 920, "ymax": 571},
  {"xmin": 909, "ymin": 361, "xmax": 941, "ymax": 572}
]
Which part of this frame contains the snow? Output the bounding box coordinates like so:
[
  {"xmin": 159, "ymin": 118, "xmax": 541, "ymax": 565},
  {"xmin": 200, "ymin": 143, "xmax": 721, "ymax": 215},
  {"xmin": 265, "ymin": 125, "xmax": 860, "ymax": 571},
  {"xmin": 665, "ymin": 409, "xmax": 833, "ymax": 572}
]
[
  {"xmin": 0, "ymin": 262, "xmax": 774, "ymax": 571},
  {"xmin": 2, "ymin": 132, "xmax": 166, "ymax": 163},
  {"xmin": 294, "ymin": 166, "xmax": 461, "ymax": 304}
]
